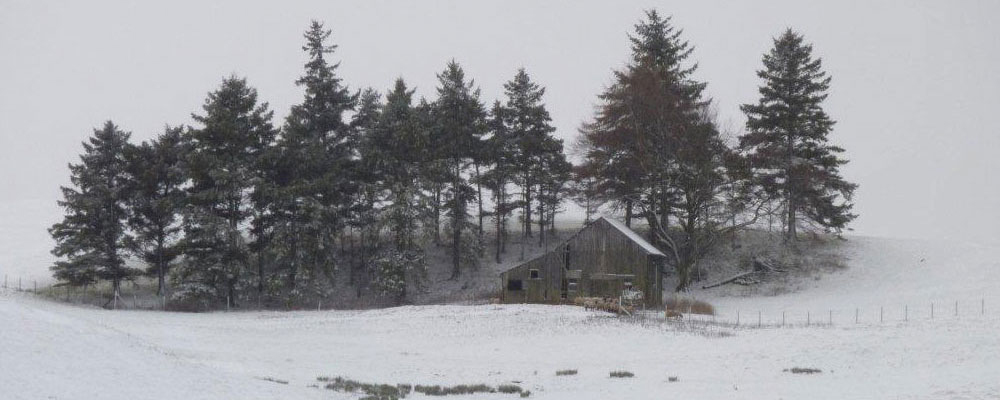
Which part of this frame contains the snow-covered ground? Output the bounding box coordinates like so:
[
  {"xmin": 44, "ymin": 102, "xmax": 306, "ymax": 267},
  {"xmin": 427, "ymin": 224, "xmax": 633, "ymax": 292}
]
[{"xmin": 2, "ymin": 236, "xmax": 999, "ymax": 399}]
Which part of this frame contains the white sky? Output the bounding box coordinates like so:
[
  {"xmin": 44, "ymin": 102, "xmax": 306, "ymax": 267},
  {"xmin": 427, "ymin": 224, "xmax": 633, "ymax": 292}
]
[{"xmin": 2, "ymin": 0, "xmax": 999, "ymax": 280}]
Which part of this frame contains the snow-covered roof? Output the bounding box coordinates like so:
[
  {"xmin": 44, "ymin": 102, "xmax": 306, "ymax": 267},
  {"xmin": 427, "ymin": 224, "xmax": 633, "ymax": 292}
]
[{"xmin": 597, "ymin": 215, "xmax": 666, "ymax": 257}]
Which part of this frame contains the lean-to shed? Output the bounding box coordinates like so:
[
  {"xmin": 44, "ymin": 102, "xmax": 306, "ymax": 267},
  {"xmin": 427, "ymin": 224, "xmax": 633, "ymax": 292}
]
[{"xmin": 499, "ymin": 216, "xmax": 665, "ymax": 308}]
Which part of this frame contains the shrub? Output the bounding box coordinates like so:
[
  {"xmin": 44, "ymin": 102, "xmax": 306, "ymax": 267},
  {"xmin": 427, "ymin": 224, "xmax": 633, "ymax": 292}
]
[
  {"xmin": 668, "ymin": 376, "xmax": 678, "ymax": 382},
  {"xmin": 609, "ymin": 371, "xmax": 634, "ymax": 378},
  {"xmin": 555, "ymin": 369, "xmax": 578, "ymax": 376}
]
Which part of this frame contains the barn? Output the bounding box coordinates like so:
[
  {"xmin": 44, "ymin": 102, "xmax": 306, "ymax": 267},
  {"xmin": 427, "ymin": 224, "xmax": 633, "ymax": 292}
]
[{"xmin": 499, "ymin": 216, "xmax": 666, "ymax": 308}]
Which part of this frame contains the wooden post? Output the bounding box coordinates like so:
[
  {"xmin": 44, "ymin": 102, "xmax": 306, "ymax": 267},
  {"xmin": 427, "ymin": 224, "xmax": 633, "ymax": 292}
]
[
  {"xmin": 807, "ymin": 311, "xmax": 810, "ymax": 326},
  {"xmin": 828, "ymin": 310, "xmax": 832, "ymax": 325},
  {"xmin": 905, "ymin": 305, "xmax": 908, "ymax": 321},
  {"xmin": 855, "ymin": 308, "xmax": 859, "ymax": 324},
  {"xmin": 782, "ymin": 311, "xmax": 785, "ymax": 327},
  {"xmin": 931, "ymin": 303, "xmax": 934, "ymax": 319},
  {"xmin": 736, "ymin": 310, "xmax": 740, "ymax": 326},
  {"xmin": 954, "ymin": 301, "xmax": 958, "ymax": 317},
  {"xmin": 880, "ymin": 307, "xmax": 883, "ymax": 323},
  {"xmin": 758, "ymin": 311, "xmax": 761, "ymax": 328},
  {"xmin": 18, "ymin": 277, "xmax": 21, "ymax": 291}
]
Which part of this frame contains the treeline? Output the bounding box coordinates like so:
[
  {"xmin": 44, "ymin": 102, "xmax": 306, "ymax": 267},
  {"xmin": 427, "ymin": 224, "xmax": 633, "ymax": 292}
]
[
  {"xmin": 50, "ymin": 10, "xmax": 857, "ymax": 308},
  {"xmin": 49, "ymin": 21, "xmax": 569, "ymax": 308}
]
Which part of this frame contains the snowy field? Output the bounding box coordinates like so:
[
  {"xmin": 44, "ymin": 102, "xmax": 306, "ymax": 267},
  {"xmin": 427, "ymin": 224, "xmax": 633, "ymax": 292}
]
[{"xmin": 3, "ymin": 236, "xmax": 1000, "ymax": 399}]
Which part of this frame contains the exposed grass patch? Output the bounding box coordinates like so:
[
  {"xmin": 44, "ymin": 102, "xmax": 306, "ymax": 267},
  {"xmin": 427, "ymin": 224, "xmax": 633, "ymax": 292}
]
[
  {"xmin": 255, "ymin": 376, "xmax": 288, "ymax": 385},
  {"xmin": 784, "ymin": 367, "xmax": 822, "ymax": 374},
  {"xmin": 414, "ymin": 384, "xmax": 494, "ymax": 396},
  {"xmin": 319, "ymin": 376, "xmax": 530, "ymax": 398},
  {"xmin": 555, "ymin": 369, "xmax": 578, "ymax": 376},
  {"xmin": 318, "ymin": 376, "xmax": 412, "ymax": 400},
  {"xmin": 609, "ymin": 370, "xmax": 634, "ymax": 378}
]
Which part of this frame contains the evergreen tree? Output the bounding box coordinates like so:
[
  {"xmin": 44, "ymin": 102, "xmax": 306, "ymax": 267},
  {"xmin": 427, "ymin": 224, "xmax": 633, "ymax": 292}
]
[
  {"xmin": 739, "ymin": 29, "xmax": 857, "ymax": 239},
  {"xmin": 431, "ymin": 61, "xmax": 486, "ymax": 279},
  {"xmin": 177, "ymin": 76, "xmax": 276, "ymax": 307},
  {"xmin": 351, "ymin": 88, "xmax": 383, "ymax": 290},
  {"xmin": 125, "ymin": 125, "xmax": 187, "ymax": 297},
  {"xmin": 50, "ymin": 121, "xmax": 139, "ymax": 306},
  {"xmin": 273, "ymin": 20, "xmax": 358, "ymax": 296},
  {"xmin": 500, "ymin": 69, "xmax": 561, "ymax": 259},
  {"xmin": 578, "ymin": 10, "xmax": 707, "ymax": 229},
  {"xmin": 482, "ymin": 100, "xmax": 517, "ymax": 263}
]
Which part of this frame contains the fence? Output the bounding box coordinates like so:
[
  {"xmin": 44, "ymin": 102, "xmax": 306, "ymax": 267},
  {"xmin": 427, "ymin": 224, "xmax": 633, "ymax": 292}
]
[{"xmin": 652, "ymin": 297, "xmax": 995, "ymax": 330}]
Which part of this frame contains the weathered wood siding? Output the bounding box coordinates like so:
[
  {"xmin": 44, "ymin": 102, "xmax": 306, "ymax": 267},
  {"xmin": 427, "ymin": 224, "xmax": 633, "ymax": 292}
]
[{"xmin": 500, "ymin": 217, "xmax": 664, "ymax": 308}]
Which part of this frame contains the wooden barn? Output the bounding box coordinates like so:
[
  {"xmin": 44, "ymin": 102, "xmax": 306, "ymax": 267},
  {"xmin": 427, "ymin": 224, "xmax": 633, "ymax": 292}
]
[{"xmin": 499, "ymin": 216, "xmax": 666, "ymax": 308}]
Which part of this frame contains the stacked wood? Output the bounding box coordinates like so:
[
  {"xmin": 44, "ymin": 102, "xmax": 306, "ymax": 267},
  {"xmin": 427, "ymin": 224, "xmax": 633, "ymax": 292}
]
[{"xmin": 701, "ymin": 257, "xmax": 786, "ymax": 289}]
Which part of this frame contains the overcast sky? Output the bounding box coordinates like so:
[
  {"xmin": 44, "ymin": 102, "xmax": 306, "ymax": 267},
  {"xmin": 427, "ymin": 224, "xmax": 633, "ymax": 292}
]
[{"xmin": 2, "ymin": 0, "xmax": 999, "ymax": 280}]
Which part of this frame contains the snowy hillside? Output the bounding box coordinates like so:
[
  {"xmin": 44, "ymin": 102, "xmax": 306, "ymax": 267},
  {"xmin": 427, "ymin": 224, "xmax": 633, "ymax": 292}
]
[{"xmin": 2, "ymin": 236, "xmax": 999, "ymax": 400}]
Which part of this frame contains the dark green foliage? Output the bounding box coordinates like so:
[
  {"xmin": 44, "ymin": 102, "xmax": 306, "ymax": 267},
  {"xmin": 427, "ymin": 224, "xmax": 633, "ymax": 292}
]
[
  {"xmin": 50, "ymin": 121, "xmax": 140, "ymax": 302},
  {"xmin": 739, "ymin": 29, "xmax": 857, "ymax": 239},
  {"xmin": 319, "ymin": 376, "xmax": 412, "ymax": 400},
  {"xmin": 555, "ymin": 369, "xmax": 578, "ymax": 376},
  {"xmin": 176, "ymin": 76, "xmax": 277, "ymax": 306},
  {"xmin": 125, "ymin": 125, "xmax": 187, "ymax": 296},
  {"xmin": 269, "ymin": 20, "xmax": 359, "ymax": 300}
]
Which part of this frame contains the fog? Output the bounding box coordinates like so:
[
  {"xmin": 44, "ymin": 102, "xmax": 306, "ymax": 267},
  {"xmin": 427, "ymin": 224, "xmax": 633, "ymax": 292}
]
[{"xmin": 2, "ymin": 0, "xmax": 999, "ymax": 281}]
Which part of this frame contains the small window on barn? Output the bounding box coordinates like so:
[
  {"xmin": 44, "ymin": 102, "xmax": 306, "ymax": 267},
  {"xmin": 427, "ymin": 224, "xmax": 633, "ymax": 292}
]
[
  {"xmin": 567, "ymin": 278, "xmax": 579, "ymax": 292},
  {"xmin": 623, "ymin": 278, "xmax": 634, "ymax": 290},
  {"xmin": 529, "ymin": 269, "xmax": 540, "ymax": 279},
  {"xmin": 507, "ymin": 279, "xmax": 523, "ymax": 291}
]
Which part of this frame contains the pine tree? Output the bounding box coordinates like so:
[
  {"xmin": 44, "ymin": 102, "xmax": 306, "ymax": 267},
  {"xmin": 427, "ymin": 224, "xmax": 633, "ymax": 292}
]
[
  {"xmin": 178, "ymin": 76, "xmax": 276, "ymax": 307},
  {"xmin": 482, "ymin": 100, "xmax": 517, "ymax": 263},
  {"xmin": 125, "ymin": 125, "xmax": 187, "ymax": 297},
  {"xmin": 499, "ymin": 69, "xmax": 560, "ymax": 259},
  {"xmin": 50, "ymin": 121, "xmax": 139, "ymax": 306},
  {"xmin": 351, "ymin": 88, "xmax": 383, "ymax": 290},
  {"xmin": 431, "ymin": 61, "xmax": 486, "ymax": 279},
  {"xmin": 739, "ymin": 29, "xmax": 857, "ymax": 239}
]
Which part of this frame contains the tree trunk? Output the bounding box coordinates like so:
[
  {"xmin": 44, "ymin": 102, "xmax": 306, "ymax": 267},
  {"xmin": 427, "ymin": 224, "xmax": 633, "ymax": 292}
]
[{"xmin": 624, "ymin": 199, "xmax": 633, "ymax": 228}]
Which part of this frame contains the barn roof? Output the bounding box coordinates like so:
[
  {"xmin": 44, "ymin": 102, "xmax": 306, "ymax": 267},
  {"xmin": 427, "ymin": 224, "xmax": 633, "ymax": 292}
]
[{"xmin": 596, "ymin": 216, "xmax": 666, "ymax": 257}]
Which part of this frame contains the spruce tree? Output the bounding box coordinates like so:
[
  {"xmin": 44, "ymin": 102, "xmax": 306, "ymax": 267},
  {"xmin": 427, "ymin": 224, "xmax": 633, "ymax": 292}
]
[
  {"xmin": 482, "ymin": 100, "xmax": 516, "ymax": 263},
  {"xmin": 739, "ymin": 29, "xmax": 857, "ymax": 239},
  {"xmin": 274, "ymin": 20, "xmax": 358, "ymax": 295},
  {"xmin": 50, "ymin": 121, "xmax": 139, "ymax": 306},
  {"xmin": 125, "ymin": 125, "xmax": 187, "ymax": 297},
  {"xmin": 178, "ymin": 76, "xmax": 276, "ymax": 307}
]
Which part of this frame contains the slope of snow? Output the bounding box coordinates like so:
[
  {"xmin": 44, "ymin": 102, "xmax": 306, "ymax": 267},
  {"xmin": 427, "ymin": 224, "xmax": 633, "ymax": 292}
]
[{"xmin": 2, "ymin": 236, "xmax": 999, "ymax": 399}]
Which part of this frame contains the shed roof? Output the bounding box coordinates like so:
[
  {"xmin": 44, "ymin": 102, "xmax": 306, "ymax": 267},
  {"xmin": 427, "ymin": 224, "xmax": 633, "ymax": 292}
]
[{"xmin": 597, "ymin": 215, "xmax": 666, "ymax": 257}]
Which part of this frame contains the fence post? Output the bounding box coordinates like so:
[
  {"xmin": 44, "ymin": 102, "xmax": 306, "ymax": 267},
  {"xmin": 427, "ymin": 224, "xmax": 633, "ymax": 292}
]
[
  {"xmin": 829, "ymin": 310, "xmax": 832, "ymax": 325},
  {"xmin": 782, "ymin": 311, "xmax": 786, "ymax": 327},
  {"xmin": 905, "ymin": 305, "xmax": 908, "ymax": 322},
  {"xmin": 33, "ymin": 280, "xmax": 37, "ymax": 293},
  {"xmin": 758, "ymin": 311, "xmax": 761, "ymax": 328},
  {"xmin": 931, "ymin": 303, "xmax": 934, "ymax": 319},
  {"xmin": 807, "ymin": 311, "xmax": 810, "ymax": 326},
  {"xmin": 880, "ymin": 307, "xmax": 883, "ymax": 323},
  {"xmin": 18, "ymin": 277, "xmax": 21, "ymax": 291},
  {"xmin": 3, "ymin": 274, "xmax": 6, "ymax": 289},
  {"xmin": 954, "ymin": 301, "xmax": 958, "ymax": 317},
  {"xmin": 983, "ymin": 298, "xmax": 985, "ymax": 315},
  {"xmin": 855, "ymin": 308, "xmax": 859, "ymax": 324},
  {"xmin": 736, "ymin": 310, "xmax": 740, "ymax": 326},
  {"xmin": 227, "ymin": 296, "xmax": 231, "ymax": 311}
]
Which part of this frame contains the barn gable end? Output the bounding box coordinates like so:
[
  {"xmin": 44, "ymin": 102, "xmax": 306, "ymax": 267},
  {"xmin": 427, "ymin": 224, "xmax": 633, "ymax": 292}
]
[{"xmin": 499, "ymin": 216, "xmax": 665, "ymax": 308}]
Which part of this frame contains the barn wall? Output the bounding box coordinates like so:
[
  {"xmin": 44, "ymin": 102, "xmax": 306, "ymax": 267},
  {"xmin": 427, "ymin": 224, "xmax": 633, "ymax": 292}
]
[{"xmin": 500, "ymin": 218, "xmax": 664, "ymax": 308}]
